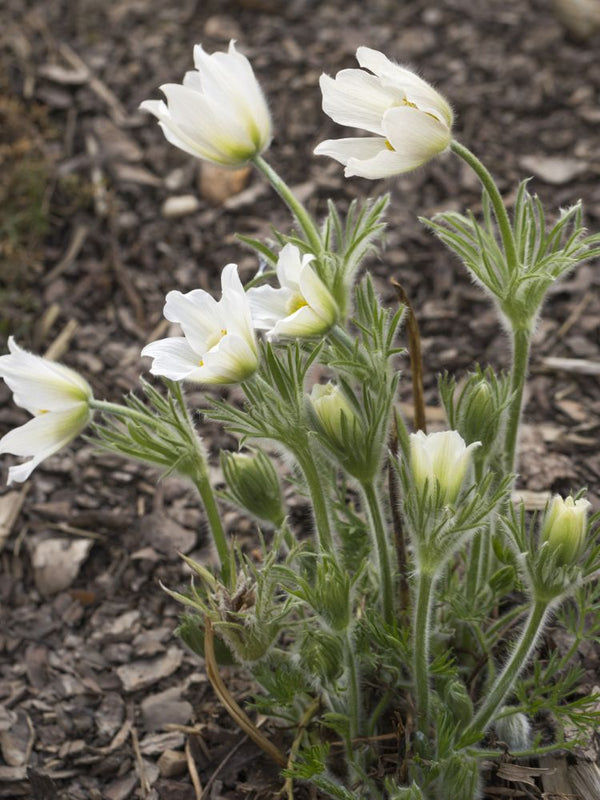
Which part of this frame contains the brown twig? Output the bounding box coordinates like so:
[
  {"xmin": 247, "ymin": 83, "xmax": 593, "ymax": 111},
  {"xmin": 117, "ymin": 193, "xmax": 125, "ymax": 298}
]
[
  {"xmin": 391, "ymin": 279, "xmax": 426, "ymax": 433},
  {"xmin": 185, "ymin": 738, "xmax": 203, "ymax": 800},
  {"xmin": 203, "ymin": 617, "xmax": 287, "ymax": 768}
]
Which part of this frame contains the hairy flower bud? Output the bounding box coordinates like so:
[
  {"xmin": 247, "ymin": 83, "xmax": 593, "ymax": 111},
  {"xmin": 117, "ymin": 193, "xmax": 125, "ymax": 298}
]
[
  {"xmin": 494, "ymin": 710, "xmax": 532, "ymax": 751},
  {"xmin": 541, "ymin": 495, "xmax": 591, "ymax": 566},
  {"xmin": 309, "ymin": 383, "xmax": 357, "ymax": 450},
  {"xmin": 221, "ymin": 450, "xmax": 285, "ymax": 527}
]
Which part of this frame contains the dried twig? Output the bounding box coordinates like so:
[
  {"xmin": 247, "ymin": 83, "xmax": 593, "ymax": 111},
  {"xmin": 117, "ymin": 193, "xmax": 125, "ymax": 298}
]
[
  {"xmin": 203, "ymin": 617, "xmax": 287, "ymax": 767},
  {"xmin": 391, "ymin": 279, "xmax": 427, "ymax": 432}
]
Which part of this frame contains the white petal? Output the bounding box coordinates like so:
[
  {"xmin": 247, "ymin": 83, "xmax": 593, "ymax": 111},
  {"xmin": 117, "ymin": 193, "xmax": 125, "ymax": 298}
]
[
  {"xmin": 247, "ymin": 285, "xmax": 292, "ymax": 330},
  {"xmin": 269, "ymin": 306, "xmax": 331, "ymax": 339},
  {"xmin": 199, "ymin": 333, "xmax": 259, "ymax": 383},
  {"xmin": 218, "ymin": 264, "xmax": 257, "ymax": 353},
  {"xmin": 163, "ymin": 290, "xmax": 222, "ymax": 355},
  {"xmin": 0, "ymin": 337, "xmax": 92, "ymax": 414},
  {"xmin": 319, "ymin": 71, "xmax": 400, "ymax": 135},
  {"xmin": 356, "ymin": 47, "xmax": 453, "ymax": 127},
  {"xmin": 383, "ymin": 106, "xmax": 451, "ymax": 166},
  {"xmin": 0, "ymin": 405, "xmax": 91, "ymax": 484},
  {"xmin": 159, "ymin": 83, "xmax": 256, "ymax": 163},
  {"xmin": 141, "ymin": 337, "xmax": 203, "ymax": 380},
  {"xmin": 314, "ymin": 136, "xmax": 388, "ymax": 166},
  {"xmin": 298, "ymin": 264, "xmax": 337, "ymax": 325},
  {"xmin": 140, "ymin": 98, "xmax": 229, "ymax": 163},
  {"xmin": 276, "ymin": 243, "xmax": 306, "ymax": 289}
]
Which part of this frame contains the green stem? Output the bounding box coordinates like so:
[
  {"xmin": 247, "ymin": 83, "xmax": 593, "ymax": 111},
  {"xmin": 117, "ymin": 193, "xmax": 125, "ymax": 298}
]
[
  {"xmin": 252, "ymin": 155, "xmax": 322, "ymax": 254},
  {"xmin": 191, "ymin": 462, "xmax": 232, "ymax": 586},
  {"xmin": 344, "ymin": 633, "xmax": 361, "ymax": 744},
  {"xmin": 450, "ymin": 140, "xmax": 518, "ymax": 275},
  {"xmin": 361, "ymin": 481, "xmax": 394, "ymax": 626},
  {"xmin": 460, "ymin": 599, "xmax": 548, "ymax": 744},
  {"xmin": 413, "ymin": 567, "xmax": 435, "ymax": 733},
  {"xmin": 294, "ymin": 446, "xmax": 334, "ymax": 554},
  {"xmin": 504, "ymin": 327, "xmax": 531, "ymax": 475},
  {"xmin": 90, "ymin": 398, "xmax": 152, "ymax": 425}
]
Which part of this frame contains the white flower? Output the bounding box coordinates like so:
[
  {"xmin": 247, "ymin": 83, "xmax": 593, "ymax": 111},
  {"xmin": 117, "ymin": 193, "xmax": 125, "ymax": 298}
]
[
  {"xmin": 541, "ymin": 495, "xmax": 591, "ymax": 566},
  {"xmin": 140, "ymin": 40, "xmax": 271, "ymax": 167},
  {"xmin": 314, "ymin": 47, "xmax": 453, "ymax": 179},
  {"xmin": 0, "ymin": 338, "xmax": 93, "ymax": 484},
  {"xmin": 142, "ymin": 264, "xmax": 259, "ymax": 384},
  {"xmin": 410, "ymin": 430, "xmax": 480, "ymax": 505},
  {"xmin": 247, "ymin": 244, "xmax": 337, "ymax": 338}
]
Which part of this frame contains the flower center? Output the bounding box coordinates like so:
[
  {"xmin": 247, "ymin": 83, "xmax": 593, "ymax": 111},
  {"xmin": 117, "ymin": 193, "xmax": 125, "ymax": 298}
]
[{"xmin": 286, "ymin": 292, "xmax": 308, "ymax": 315}]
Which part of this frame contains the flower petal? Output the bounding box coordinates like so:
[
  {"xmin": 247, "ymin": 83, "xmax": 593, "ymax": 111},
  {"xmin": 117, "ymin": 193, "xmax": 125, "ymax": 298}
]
[
  {"xmin": 0, "ymin": 337, "xmax": 92, "ymax": 415},
  {"xmin": 247, "ymin": 285, "xmax": 292, "ymax": 330},
  {"xmin": 0, "ymin": 405, "xmax": 91, "ymax": 485},
  {"xmin": 218, "ymin": 264, "xmax": 257, "ymax": 354},
  {"xmin": 319, "ymin": 71, "xmax": 400, "ymax": 135},
  {"xmin": 268, "ymin": 305, "xmax": 331, "ymax": 338},
  {"xmin": 141, "ymin": 336, "xmax": 203, "ymax": 380},
  {"xmin": 298, "ymin": 264, "xmax": 337, "ymax": 326},
  {"xmin": 356, "ymin": 47, "xmax": 453, "ymax": 127},
  {"xmin": 199, "ymin": 333, "xmax": 259, "ymax": 383},
  {"xmin": 162, "ymin": 289, "xmax": 222, "ymax": 355},
  {"xmin": 382, "ymin": 106, "xmax": 452, "ymax": 167}
]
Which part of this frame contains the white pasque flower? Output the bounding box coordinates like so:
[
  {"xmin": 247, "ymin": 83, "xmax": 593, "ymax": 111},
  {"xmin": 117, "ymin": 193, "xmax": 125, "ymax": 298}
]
[
  {"xmin": 0, "ymin": 338, "xmax": 93, "ymax": 484},
  {"xmin": 142, "ymin": 264, "xmax": 259, "ymax": 384},
  {"xmin": 140, "ymin": 40, "xmax": 271, "ymax": 167},
  {"xmin": 315, "ymin": 46, "xmax": 453, "ymax": 179},
  {"xmin": 410, "ymin": 430, "xmax": 480, "ymax": 505},
  {"xmin": 247, "ymin": 244, "xmax": 337, "ymax": 338}
]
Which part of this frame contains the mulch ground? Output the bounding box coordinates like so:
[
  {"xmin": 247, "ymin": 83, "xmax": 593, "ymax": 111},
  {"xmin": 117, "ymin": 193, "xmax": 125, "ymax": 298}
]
[{"xmin": 1, "ymin": 0, "xmax": 599, "ymax": 798}]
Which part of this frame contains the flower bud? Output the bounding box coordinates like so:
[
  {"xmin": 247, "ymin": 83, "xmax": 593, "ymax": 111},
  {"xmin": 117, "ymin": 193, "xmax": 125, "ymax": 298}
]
[
  {"xmin": 309, "ymin": 382, "xmax": 357, "ymax": 450},
  {"xmin": 221, "ymin": 450, "xmax": 285, "ymax": 527},
  {"xmin": 443, "ymin": 679, "xmax": 473, "ymax": 726},
  {"xmin": 541, "ymin": 495, "xmax": 591, "ymax": 566},
  {"xmin": 409, "ymin": 430, "xmax": 480, "ymax": 506},
  {"xmin": 494, "ymin": 710, "xmax": 531, "ymax": 751}
]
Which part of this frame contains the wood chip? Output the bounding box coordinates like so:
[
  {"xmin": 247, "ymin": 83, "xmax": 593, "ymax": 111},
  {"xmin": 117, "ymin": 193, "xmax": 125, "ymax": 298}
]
[
  {"xmin": 116, "ymin": 647, "xmax": 184, "ymax": 693},
  {"xmin": 519, "ymin": 155, "xmax": 588, "ymax": 184},
  {"xmin": 161, "ymin": 195, "xmax": 201, "ymax": 218},
  {"xmin": 0, "ymin": 709, "xmax": 34, "ymax": 767},
  {"xmin": 542, "ymin": 357, "xmax": 600, "ymax": 376},
  {"xmin": 30, "ymin": 537, "xmax": 93, "ymax": 596},
  {"xmin": 0, "ymin": 487, "xmax": 29, "ymax": 553}
]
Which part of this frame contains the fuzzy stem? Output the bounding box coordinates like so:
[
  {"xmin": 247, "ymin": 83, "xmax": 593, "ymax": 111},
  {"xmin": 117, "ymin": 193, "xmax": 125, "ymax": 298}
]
[
  {"xmin": 413, "ymin": 567, "xmax": 436, "ymax": 733},
  {"xmin": 190, "ymin": 461, "xmax": 232, "ymax": 586},
  {"xmin": 450, "ymin": 140, "xmax": 518, "ymax": 276},
  {"xmin": 504, "ymin": 327, "xmax": 531, "ymax": 475},
  {"xmin": 90, "ymin": 398, "xmax": 153, "ymax": 425},
  {"xmin": 361, "ymin": 481, "xmax": 394, "ymax": 625},
  {"xmin": 252, "ymin": 155, "xmax": 322, "ymax": 254},
  {"xmin": 460, "ymin": 599, "xmax": 548, "ymax": 744},
  {"xmin": 294, "ymin": 446, "xmax": 334, "ymax": 554}
]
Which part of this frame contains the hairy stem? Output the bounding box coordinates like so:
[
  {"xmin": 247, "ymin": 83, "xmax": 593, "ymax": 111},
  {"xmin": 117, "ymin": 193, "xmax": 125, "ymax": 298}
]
[
  {"xmin": 460, "ymin": 599, "xmax": 548, "ymax": 744},
  {"xmin": 252, "ymin": 155, "xmax": 322, "ymax": 254},
  {"xmin": 361, "ymin": 481, "xmax": 394, "ymax": 625},
  {"xmin": 504, "ymin": 327, "xmax": 531, "ymax": 475},
  {"xmin": 294, "ymin": 446, "xmax": 334, "ymax": 554},
  {"xmin": 191, "ymin": 462, "xmax": 232, "ymax": 586},
  {"xmin": 413, "ymin": 568, "xmax": 436, "ymax": 733},
  {"xmin": 450, "ymin": 140, "xmax": 518, "ymax": 276}
]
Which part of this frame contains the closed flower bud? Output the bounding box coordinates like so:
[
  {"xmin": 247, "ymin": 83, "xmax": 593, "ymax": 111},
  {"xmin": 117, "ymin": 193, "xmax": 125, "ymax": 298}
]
[
  {"xmin": 443, "ymin": 679, "xmax": 473, "ymax": 726},
  {"xmin": 409, "ymin": 430, "xmax": 480, "ymax": 506},
  {"xmin": 309, "ymin": 382, "xmax": 357, "ymax": 450},
  {"xmin": 221, "ymin": 450, "xmax": 285, "ymax": 527},
  {"xmin": 541, "ymin": 495, "xmax": 591, "ymax": 566},
  {"xmin": 494, "ymin": 710, "xmax": 532, "ymax": 751}
]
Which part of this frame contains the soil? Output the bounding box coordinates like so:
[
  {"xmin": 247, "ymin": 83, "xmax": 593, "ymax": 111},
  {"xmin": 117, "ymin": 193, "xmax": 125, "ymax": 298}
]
[{"xmin": 0, "ymin": 0, "xmax": 599, "ymax": 798}]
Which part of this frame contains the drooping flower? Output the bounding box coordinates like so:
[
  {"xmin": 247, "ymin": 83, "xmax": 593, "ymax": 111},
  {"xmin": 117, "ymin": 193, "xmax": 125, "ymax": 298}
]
[
  {"xmin": 541, "ymin": 494, "xmax": 591, "ymax": 566},
  {"xmin": 140, "ymin": 40, "xmax": 271, "ymax": 167},
  {"xmin": 0, "ymin": 338, "xmax": 93, "ymax": 484},
  {"xmin": 247, "ymin": 244, "xmax": 337, "ymax": 338},
  {"xmin": 315, "ymin": 46, "xmax": 453, "ymax": 179},
  {"xmin": 142, "ymin": 264, "xmax": 259, "ymax": 384},
  {"xmin": 410, "ymin": 430, "xmax": 480, "ymax": 505}
]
